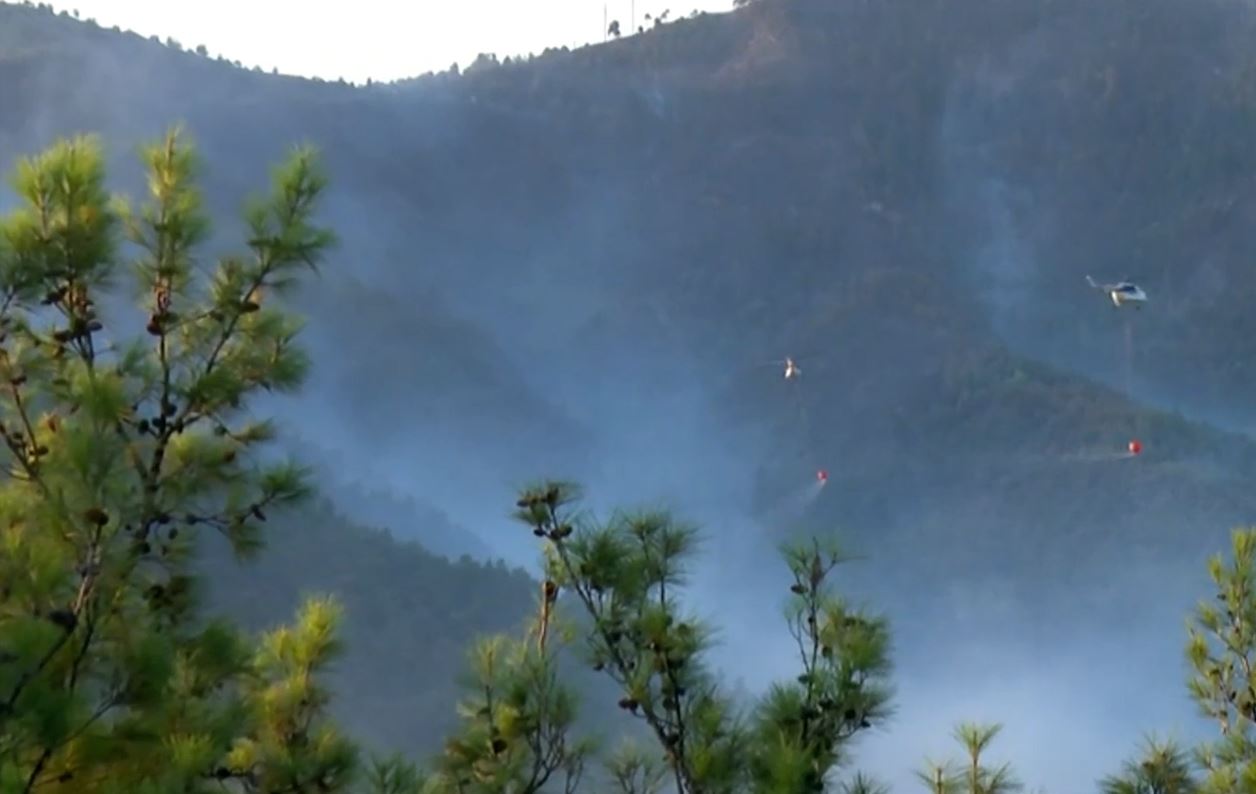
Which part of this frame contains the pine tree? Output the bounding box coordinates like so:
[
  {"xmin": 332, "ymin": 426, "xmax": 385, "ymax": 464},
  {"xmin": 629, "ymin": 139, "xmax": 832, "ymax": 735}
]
[
  {"xmin": 515, "ymin": 481, "xmax": 746, "ymax": 794},
  {"xmin": 604, "ymin": 739, "xmax": 668, "ymax": 794},
  {"xmin": 916, "ymin": 723, "xmax": 1021, "ymax": 794},
  {"xmin": 748, "ymin": 537, "xmax": 893, "ymax": 792},
  {"xmin": 511, "ymin": 481, "xmax": 894, "ymax": 794},
  {"xmin": 0, "ymin": 129, "xmax": 349, "ymax": 791},
  {"xmin": 1099, "ymin": 735, "xmax": 1199, "ymax": 794},
  {"xmin": 1186, "ymin": 528, "xmax": 1256, "ymax": 791},
  {"xmin": 837, "ymin": 771, "xmax": 891, "ymax": 794},
  {"xmin": 915, "ymin": 760, "xmax": 963, "ymax": 794},
  {"xmin": 361, "ymin": 752, "xmax": 431, "ymax": 794},
  {"xmin": 951, "ymin": 723, "xmax": 1020, "ymax": 794},
  {"xmin": 223, "ymin": 597, "xmax": 359, "ymax": 792},
  {"xmin": 427, "ymin": 582, "xmax": 592, "ymax": 794}
]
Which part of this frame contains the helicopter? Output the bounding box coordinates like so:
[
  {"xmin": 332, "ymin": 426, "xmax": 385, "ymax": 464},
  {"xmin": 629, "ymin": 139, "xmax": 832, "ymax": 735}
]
[
  {"xmin": 757, "ymin": 357, "xmax": 802, "ymax": 380},
  {"xmin": 1086, "ymin": 275, "xmax": 1147, "ymax": 309}
]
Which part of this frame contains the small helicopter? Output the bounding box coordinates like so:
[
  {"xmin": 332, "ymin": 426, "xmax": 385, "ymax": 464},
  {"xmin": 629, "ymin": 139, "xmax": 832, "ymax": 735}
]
[
  {"xmin": 756, "ymin": 357, "xmax": 803, "ymax": 380},
  {"xmin": 1086, "ymin": 275, "xmax": 1147, "ymax": 309}
]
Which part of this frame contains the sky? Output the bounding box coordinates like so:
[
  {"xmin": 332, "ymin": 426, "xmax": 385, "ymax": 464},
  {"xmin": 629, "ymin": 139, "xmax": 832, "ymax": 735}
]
[{"xmin": 48, "ymin": 0, "xmax": 736, "ymax": 83}]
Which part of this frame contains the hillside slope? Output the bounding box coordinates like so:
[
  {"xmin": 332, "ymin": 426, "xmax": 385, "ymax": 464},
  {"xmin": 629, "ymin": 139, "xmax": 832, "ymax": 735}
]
[
  {"xmin": 7, "ymin": 3, "xmax": 1256, "ymax": 787},
  {"xmin": 4, "ymin": 0, "xmax": 1255, "ymax": 613},
  {"xmin": 199, "ymin": 498, "xmax": 607, "ymax": 758}
]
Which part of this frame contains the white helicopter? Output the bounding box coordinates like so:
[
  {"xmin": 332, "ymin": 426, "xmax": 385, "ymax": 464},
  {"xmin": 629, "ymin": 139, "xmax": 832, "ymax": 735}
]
[
  {"xmin": 1086, "ymin": 275, "xmax": 1147, "ymax": 308},
  {"xmin": 755, "ymin": 357, "xmax": 802, "ymax": 380}
]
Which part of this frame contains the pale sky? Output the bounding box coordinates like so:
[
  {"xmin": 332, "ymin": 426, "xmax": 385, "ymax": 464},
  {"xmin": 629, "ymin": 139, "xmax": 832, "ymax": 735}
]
[{"xmin": 48, "ymin": 0, "xmax": 736, "ymax": 83}]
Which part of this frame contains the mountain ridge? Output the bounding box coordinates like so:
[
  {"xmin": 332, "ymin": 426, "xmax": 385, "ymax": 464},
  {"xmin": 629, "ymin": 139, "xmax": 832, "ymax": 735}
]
[
  {"xmin": 4, "ymin": 3, "xmax": 1256, "ymax": 787},
  {"xmin": 3, "ymin": 0, "xmax": 1251, "ymax": 608}
]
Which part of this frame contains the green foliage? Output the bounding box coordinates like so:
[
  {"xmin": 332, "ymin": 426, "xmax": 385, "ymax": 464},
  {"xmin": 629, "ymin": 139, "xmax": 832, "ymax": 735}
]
[
  {"xmin": 953, "ymin": 723, "xmax": 1021, "ymax": 794},
  {"xmin": 748, "ymin": 537, "xmax": 892, "ymax": 791},
  {"xmin": 224, "ymin": 596, "xmax": 359, "ymax": 792},
  {"xmin": 1187, "ymin": 528, "xmax": 1256, "ymax": 791},
  {"xmin": 0, "ymin": 128, "xmax": 344, "ymax": 791},
  {"xmin": 513, "ymin": 481, "xmax": 893, "ymax": 794},
  {"xmin": 519, "ymin": 481, "xmax": 745, "ymax": 794},
  {"xmin": 426, "ymin": 609, "xmax": 593, "ymax": 794},
  {"xmin": 361, "ymin": 752, "xmax": 431, "ymax": 794},
  {"xmin": 916, "ymin": 723, "xmax": 1021, "ymax": 794},
  {"xmin": 916, "ymin": 760, "xmax": 963, "ymax": 794},
  {"xmin": 604, "ymin": 739, "xmax": 668, "ymax": 794},
  {"xmin": 836, "ymin": 772, "xmax": 890, "ymax": 794},
  {"xmin": 1099, "ymin": 735, "xmax": 1199, "ymax": 794}
]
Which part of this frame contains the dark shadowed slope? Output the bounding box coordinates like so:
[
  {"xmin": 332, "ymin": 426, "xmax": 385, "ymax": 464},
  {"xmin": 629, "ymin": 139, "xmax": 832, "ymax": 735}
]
[
  {"xmin": 2, "ymin": 0, "xmax": 599, "ymax": 564},
  {"xmin": 200, "ymin": 498, "xmax": 639, "ymax": 763},
  {"xmin": 200, "ymin": 498, "xmax": 539, "ymax": 757}
]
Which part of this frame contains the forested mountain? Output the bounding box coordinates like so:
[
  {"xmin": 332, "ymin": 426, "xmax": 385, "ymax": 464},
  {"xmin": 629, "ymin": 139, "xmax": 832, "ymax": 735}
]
[{"xmin": 5, "ymin": 0, "xmax": 1256, "ymax": 789}]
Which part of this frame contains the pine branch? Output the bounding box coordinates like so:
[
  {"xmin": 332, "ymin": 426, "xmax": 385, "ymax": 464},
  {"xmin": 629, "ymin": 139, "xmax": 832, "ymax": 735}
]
[
  {"xmin": 519, "ymin": 487, "xmax": 698, "ymax": 794},
  {"xmin": 637, "ymin": 522, "xmax": 692, "ymax": 783},
  {"xmin": 0, "ymin": 131, "xmax": 343, "ymax": 792}
]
